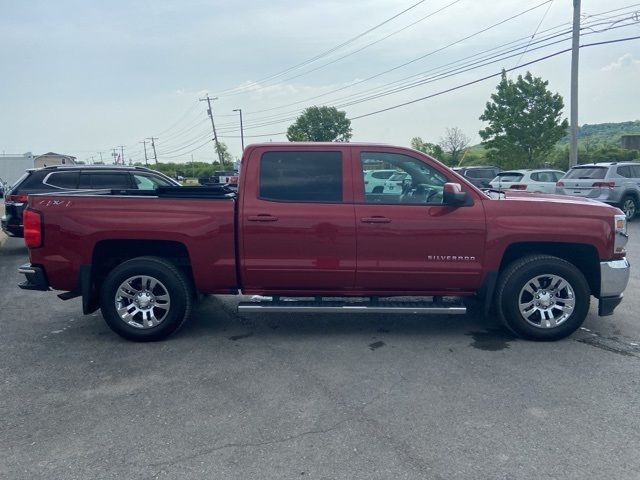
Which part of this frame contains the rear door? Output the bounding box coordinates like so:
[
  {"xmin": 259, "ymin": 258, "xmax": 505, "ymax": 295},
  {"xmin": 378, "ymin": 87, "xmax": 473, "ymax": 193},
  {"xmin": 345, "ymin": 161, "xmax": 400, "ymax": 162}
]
[
  {"xmin": 352, "ymin": 147, "xmax": 487, "ymax": 293},
  {"xmin": 240, "ymin": 146, "xmax": 356, "ymax": 292}
]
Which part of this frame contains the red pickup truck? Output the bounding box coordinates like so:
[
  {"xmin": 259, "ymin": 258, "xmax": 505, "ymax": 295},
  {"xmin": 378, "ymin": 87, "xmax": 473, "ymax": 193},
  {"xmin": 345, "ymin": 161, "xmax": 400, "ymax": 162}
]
[{"xmin": 18, "ymin": 143, "xmax": 630, "ymax": 342}]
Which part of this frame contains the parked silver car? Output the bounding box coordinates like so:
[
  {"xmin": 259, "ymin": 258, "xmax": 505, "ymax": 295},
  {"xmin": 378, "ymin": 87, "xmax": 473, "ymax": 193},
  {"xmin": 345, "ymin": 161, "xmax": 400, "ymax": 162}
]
[
  {"xmin": 556, "ymin": 162, "xmax": 640, "ymax": 220},
  {"xmin": 489, "ymin": 169, "xmax": 565, "ymax": 193}
]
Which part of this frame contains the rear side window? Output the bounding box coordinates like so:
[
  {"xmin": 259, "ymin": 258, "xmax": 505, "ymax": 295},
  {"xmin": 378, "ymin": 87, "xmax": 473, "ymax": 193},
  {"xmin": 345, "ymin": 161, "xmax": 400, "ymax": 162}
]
[
  {"xmin": 617, "ymin": 166, "xmax": 635, "ymax": 178},
  {"xmin": 631, "ymin": 165, "xmax": 640, "ymax": 178},
  {"xmin": 79, "ymin": 172, "xmax": 132, "ymax": 189},
  {"xmin": 531, "ymin": 171, "xmax": 556, "ymax": 182},
  {"xmin": 14, "ymin": 171, "xmax": 47, "ymax": 192},
  {"xmin": 564, "ymin": 167, "xmax": 607, "ymax": 180},
  {"xmin": 133, "ymin": 173, "xmax": 173, "ymax": 190},
  {"xmin": 465, "ymin": 168, "xmax": 494, "ymax": 179},
  {"xmin": 44, "ymin": 171, "xmax": 79, "ymax": 189},
  {"xmin": 371, "ymin": 171, "xmax": 394, "ymax": 180},
  {"xmin": 259, "ymin": 151, "xmax": 343, "ymax": 202}
]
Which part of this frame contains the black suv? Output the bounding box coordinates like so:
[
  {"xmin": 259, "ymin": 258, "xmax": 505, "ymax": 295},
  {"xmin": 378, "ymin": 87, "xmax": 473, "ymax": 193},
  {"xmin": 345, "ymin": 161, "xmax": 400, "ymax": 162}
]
[
  {"xmin": 2, "ymin": 165, "xmax": 179, "ymax": 237},
  {"xmin": 452, "ymin": 165, "xmax": 502, "ymax": 188}
]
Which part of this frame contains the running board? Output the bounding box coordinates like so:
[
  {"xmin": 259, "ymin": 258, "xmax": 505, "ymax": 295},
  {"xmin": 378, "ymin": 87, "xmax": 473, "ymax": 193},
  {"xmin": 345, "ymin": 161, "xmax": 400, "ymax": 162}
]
[{"xmin": 238, "ymin": 297, "xmax": 466, "ymax": 315}]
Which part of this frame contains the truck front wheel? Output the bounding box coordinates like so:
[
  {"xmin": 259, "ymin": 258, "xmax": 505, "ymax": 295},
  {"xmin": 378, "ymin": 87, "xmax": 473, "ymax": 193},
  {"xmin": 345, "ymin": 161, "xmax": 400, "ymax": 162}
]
[
  {"xmin": 100, "ymin": 256, "xmax": 193, "ymax": 341},
  {"xmin": 496, "ymin": 255, "xmax": 590, "ymax": 341}
]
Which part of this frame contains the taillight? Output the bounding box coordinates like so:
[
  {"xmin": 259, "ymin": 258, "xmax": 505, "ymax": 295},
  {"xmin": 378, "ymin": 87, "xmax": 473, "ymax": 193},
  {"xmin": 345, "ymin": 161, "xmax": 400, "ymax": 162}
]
[
  {"xmin": 7, "ymin": 194, "xmax": 28, "ymax": 203},
  {"xmin": 509, "ymin": 184, "xmax": 527, "ymax": 190},
  {"xmin": 23, "ymin": 209, "xmax": 43, "ymax": 248},
  {"xmin": 556, "ymin": 181, "xmax": 565, "ymax": 187},
  {"xmin": 592, "ymin": 181, "xmax": 615, "ymax": 188}
]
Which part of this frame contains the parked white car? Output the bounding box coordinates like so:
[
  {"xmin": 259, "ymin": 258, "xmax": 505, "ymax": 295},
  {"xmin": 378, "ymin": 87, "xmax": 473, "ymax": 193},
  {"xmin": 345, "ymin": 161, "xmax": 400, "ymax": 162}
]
[
  {"xmin": 383, "ymin": 172, "xmax": 409, "ymax": 194},
  {"xmin": 363, "ymin": 169, "xmax": 396, "ymax": 193},
  {"xmin": 489, "ymin": 169, "xmax": 565, "ymax": 193}
]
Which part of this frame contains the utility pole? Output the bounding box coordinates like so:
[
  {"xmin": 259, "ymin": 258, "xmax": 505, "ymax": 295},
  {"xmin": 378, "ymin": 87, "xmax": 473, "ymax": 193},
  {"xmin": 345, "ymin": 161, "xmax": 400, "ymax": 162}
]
[
  {"xmin": 148, "ymin": 137, "xmax": 158, "ymax": 164},
  {"xmin": 233, "ymin": 108, "xmax": 245, "ymax": 152},
  {"xmin": 111, "ymin": 148, "xmax": 118, "ymax": 165},
  {"xmin": 199, "ymin": 94, "xmax": 224, "ymax": 167},
  {"xmin": 98, "ymin": 151, "xmax": 104, "ymax": 164},
  {"xmin": 140, "ymin": 140, "xmax": 149, "ymax": 166},
  {"xmin": 569, "ymin": 0, "xmax": 581, "ymax": 167},
  {"xmin": 118, "ymin": 145, "xmax": 125, "ymax": 166}
]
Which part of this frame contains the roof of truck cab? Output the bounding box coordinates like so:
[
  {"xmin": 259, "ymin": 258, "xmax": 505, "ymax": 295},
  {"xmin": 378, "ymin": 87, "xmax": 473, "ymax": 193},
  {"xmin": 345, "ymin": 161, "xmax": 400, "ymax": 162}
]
[{"xmin": 246, "ymin": 142, "xmax": 391, "ymax": 148}]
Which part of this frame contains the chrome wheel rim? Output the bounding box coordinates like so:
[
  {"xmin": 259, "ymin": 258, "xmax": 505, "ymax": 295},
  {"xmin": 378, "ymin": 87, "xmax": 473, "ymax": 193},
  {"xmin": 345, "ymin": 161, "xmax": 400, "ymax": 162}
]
[
  {"xmin": 623, "ymin": 199, "xmax": 636, "ymax": 219},
  {"xmin": 115, "ymin": 275, "xmax": 171, "ymax": 329},
  {"xmin": 518, "ymin": 274, "xmax": 575, "ymax": 329}
]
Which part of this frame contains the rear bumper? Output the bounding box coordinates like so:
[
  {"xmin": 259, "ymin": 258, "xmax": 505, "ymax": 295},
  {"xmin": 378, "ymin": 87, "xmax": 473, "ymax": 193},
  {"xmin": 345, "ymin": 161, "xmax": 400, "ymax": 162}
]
[
  {"xmin": 598, "ymin": 258, "xmax": 630, "ymax": 316},
  {"xmin": 17, "ymin": 263, "xmax": 50, "ymax": 291}
]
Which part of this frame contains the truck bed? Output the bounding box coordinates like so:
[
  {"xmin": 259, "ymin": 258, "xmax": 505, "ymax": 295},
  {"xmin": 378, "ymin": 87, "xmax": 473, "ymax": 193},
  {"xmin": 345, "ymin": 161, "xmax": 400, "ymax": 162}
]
[{"xmin": 28, "ymin": 188, "xmax": 238, "ymax": 294}]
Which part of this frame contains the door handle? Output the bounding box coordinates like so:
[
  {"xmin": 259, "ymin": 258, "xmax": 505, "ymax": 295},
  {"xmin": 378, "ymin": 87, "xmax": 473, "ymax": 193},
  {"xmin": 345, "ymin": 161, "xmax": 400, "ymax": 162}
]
[
  {"xmin": 360, "ymin": 216, "xmax": 391, "ymax": 224},
  {"xmin": 247, "ymin": 214, "xmax": 279, "ymax": 222}
]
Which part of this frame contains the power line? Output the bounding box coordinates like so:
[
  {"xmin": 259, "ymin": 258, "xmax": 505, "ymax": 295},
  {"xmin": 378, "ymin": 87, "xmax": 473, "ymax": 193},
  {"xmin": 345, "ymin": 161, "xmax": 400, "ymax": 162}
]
[
  {"xmin": 349, "ymin": 34, "xmax": 640, "ymax": 120},
  {"xmin": 512, "ymin": 0, "xmax": 555, "ymax": 71},
  {"xmin": 214, "ymin": 0, "xmax": 430, "ymax": 96},
  {"xmin": 218, "ymin": 0, "xmax": 464, "ymax": 98}
]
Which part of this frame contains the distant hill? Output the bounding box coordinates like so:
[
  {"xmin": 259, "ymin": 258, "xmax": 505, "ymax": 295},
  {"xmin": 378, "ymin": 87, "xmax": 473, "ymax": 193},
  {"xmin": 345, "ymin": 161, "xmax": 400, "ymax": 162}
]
[{"xmin": 557, "ymin": 120, "xmax": 640, "ymax": 147}]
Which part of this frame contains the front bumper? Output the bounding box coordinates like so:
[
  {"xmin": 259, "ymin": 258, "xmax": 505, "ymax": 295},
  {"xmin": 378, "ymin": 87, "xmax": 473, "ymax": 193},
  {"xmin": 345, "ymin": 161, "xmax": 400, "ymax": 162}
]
[
  {"xmin": 17, "ymin": 263, "xmax": 50, "ymax": 291},
  {"xmin": 598, "ymin": 258, "xmax": 630, "ymax": 316}
]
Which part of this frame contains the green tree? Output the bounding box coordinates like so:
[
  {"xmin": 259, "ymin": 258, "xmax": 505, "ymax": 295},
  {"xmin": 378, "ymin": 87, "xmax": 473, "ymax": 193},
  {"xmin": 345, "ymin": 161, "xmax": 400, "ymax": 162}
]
[
  {"xmin": 287, "ymin": 106, "xmax": 352, "ymax": 142},
  {"xmin": 479, "ymin": 70, "xmax": 568, "ymax": 169},
  {"xmin": 410, "ymin": 137, "xmax": 446, "ymax": 160}
]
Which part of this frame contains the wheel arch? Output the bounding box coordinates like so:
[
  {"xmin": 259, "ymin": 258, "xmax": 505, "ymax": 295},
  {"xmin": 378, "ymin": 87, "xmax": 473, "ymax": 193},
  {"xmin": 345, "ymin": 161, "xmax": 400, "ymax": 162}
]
[
  {"xmin": 499, "ymin": 242, "xmax": 600, "ymax": 297},
  {"xmin": 82, "ymin": 239, "xmax": 194, "ymax": 314}
]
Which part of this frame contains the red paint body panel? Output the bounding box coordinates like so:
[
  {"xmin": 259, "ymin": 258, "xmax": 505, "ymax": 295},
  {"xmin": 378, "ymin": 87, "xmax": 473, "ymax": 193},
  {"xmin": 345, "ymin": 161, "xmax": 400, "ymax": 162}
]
[
  {"xmin": 26, "ymin": 142, "xmax": 621, "ymax": 298},
  {"xmin": 28, "ymin": 196, "xmax": 236, "ymax": 293}
]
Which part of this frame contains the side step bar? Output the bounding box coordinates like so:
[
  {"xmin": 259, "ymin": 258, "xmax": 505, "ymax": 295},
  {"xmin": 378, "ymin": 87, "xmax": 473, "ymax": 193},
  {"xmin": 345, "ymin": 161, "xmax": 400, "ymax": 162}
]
[{"xmin": 238, "ymin": 297, "xmax": 466, "ymax": 315}]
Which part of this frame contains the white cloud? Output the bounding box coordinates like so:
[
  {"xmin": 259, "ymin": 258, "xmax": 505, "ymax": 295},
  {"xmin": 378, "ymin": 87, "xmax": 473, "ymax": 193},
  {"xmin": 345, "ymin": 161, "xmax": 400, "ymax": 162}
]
[{"xmin": 601, "ymin": 53, "xmax": 640, "ymax": 72}]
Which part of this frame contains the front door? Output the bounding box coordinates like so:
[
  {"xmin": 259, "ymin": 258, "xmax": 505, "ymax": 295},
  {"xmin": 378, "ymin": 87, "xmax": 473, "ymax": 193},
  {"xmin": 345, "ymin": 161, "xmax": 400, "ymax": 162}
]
[
  {"xmin": 353, "ymin": 147, "xmax": 487, "ymax": 294},
  {"xmin": 240, "ymin": 146, "xmax": 356, "ymax": 293}
]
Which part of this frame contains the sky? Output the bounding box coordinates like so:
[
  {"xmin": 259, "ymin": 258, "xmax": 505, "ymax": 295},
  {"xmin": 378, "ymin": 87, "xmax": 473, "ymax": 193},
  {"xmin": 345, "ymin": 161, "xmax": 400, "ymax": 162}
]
[{"xmin": 0, "ymin": 0, "xmax": 639, "ymax": 164}]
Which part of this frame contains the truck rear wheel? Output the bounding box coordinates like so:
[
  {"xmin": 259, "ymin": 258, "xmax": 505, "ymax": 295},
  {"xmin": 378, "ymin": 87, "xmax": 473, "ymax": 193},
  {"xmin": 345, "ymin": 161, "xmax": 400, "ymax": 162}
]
[
  {"xmin": 100, "ymin": 256, "xmax": 193, "ymax": 341},
  {"xmin": 496, "ymin": 255, "xmax": 590, "ymax": 341}
]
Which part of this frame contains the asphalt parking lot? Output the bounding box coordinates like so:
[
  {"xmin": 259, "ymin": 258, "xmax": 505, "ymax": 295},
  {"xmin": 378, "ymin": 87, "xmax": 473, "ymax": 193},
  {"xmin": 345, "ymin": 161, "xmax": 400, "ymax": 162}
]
[{"xmin": 1, "ymin": 225, "xmax": 639, "ymax": 480}]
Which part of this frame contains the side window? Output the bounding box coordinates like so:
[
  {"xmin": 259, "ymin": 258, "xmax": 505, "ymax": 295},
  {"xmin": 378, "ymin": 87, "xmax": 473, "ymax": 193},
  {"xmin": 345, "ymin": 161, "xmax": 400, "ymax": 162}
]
[
  {"xmin": 259, "ymin": 151, "xmax": 343, "ymax": 202},
  {"xmin": 44, "ymin": 171, "xmax": 79, "ymax": 189},
  {"xmin": 133, "ymin": 173, "xmax": 172, "ymax": 190},
  {"xmin": 79, "ymin": 173, "xmax": 132, "ymax": 189},
  {"xmin": 631, "ymin": 165, "xmax": 640, "ymax": 178},
  {"xmin": 552, "ymin": 172, "xmax": 565, "ymax": 182},
  {"xmin": 530, "ymin": 172, "xmax": 540, "ymax": 182},
  {"xmin": 617, "ymin": 166, "xmax": 632, "ymax": 178},
  {"xmin": 360, "ymin": 152, "xmax": 448, "ymax": 205},
  {"xmin": 536, "ymin": 171, "xmax": 555, "ymax": 183}
]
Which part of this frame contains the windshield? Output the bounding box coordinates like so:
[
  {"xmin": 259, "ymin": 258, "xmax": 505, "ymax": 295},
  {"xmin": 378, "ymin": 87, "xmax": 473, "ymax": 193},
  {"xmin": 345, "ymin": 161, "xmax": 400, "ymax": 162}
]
[{"xmin": 564, "ymin": 167, "xmax": 607, "ymax": 179}]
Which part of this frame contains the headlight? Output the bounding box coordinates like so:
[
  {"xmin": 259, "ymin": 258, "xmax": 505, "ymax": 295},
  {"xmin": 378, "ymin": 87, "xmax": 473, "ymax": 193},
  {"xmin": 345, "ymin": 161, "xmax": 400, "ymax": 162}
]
[{"xmin": 614, "ymin": 214, "xmax": 628, "ymax": 255}]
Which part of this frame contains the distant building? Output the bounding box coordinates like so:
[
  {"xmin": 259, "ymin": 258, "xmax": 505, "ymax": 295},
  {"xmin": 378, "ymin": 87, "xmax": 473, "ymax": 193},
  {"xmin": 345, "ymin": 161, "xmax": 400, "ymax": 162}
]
[
  {"xmin": 621, "ymin": 135, "xmax": 640, "ymax": 150},
  {"xmin": 0, "ymin": 152, "xmax": 35, "ymax": 185},
  {"xmin": 34, "ymin": 152, "xmax": 77, "ymax": 168}
]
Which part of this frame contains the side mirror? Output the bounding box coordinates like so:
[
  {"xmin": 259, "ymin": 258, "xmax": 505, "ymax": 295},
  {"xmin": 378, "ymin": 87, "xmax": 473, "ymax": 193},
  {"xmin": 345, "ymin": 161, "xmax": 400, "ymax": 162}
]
[{"xmin": 443, "ymin": 182, "xmax": 470, "ymax": 206}]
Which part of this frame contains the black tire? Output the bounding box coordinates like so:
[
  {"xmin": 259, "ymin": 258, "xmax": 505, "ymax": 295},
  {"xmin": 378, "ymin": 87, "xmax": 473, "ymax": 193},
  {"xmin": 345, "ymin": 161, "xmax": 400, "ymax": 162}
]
[
  {"xmin": 100, "ymin": 256, "xmax": 193, "ymax": 341},
  {"xmin": 495, "ymin": 255, "xmax": 590, "ymax": 341},
  {"xmin": 620, "ymin": 195, "xmax": 638, "ymax": 221},
  {"xmin": 372, "ymin": 186, "xmax": 384, "ymax": 194}
]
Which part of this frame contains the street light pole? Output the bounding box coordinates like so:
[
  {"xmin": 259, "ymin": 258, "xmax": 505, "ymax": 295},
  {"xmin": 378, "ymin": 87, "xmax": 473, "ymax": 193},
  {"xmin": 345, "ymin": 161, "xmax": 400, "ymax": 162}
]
[
  {"xmin": 569, "ymin": 0, "xmax": 581, "ymax": 167},
  {"xmin": 233, "ymin": 108, "xmax": 245, "ymax": 152}
]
